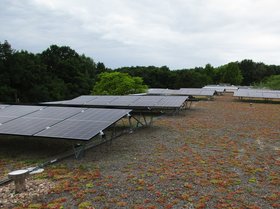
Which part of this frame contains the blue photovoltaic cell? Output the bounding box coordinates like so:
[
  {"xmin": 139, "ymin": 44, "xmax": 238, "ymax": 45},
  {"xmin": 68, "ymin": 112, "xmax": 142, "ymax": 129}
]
[
  {"xmin": 156, "ymin": 96, "xmax": 187, "ymax": 107},
  {"xmin": 85, "ymin": 96, "xmax": 119, "ymax": 105},
  {"xmin": 0, "ymin": 105, "xmax": 45, "ymax": 124},
  {"xmin": 35, "ymin": 108, "xmax": 130, "ymax": 140},
  {"xmin": 104, "ymin": 96, "xmax": 141, "ymax": 106},
  {"xmin": 0, "ymin": 105, "xmax": 44, "ymax": 117},
  {"xmin": 63, "ymin": 95, "xmax": 98, "ymax": 105},
  {"xmin": 0, "ymin": 105, "xmax": 131, "ymax": 140},
  {"xmin": 26, "ymin": 106, "xmax": 85, "ymax": 120},
  {"xmin": 44, "ymin": 95, "xmax": 188, "ymax": 109},
  {"xmin": 70, "ymin": 108, "xmax": 130, "ymax": 122},
  {"xmin": 35, "ymin": 120, "xmax": 112, "ymax": 140},
  {"xmin": 0, "ymin": 117, "xmax": 60, "ymax": 136},
  {"xmin": 129, "ymin": 96, "xmax": 162, "ymax": 107}
]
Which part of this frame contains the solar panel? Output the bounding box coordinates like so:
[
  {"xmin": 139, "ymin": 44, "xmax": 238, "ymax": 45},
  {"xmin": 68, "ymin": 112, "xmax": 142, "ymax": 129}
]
[
  {"xmin": 105, "ymin": 96, "xmax": 141, "ymax": 106},
  {"xmin": 200, "ymin": 90, "xmax": 216, "ymax": 96},
  {"xmin": 85, "ymin": 96, "xmax": 119, "ymax": 105},
  {"xmin": 44, "ymin": 95, "xmax": 188, "ymax": 111},
  {"xmin": 64, "ymin": 95, "xmax": 98, "ymax": 105},
  {"xmin": 35, "ymin": 108, "xmax": 130, "ymax": 140},
  {"xmin": 148, "ymin": 89, "xmax": 180, "ymax": 95},
  {"xmin": 156, "ymin": 96, "xmax": 187, "ymax": 107},
  {"xmin": 234, "ymin": 90, "xmax": 248, "ymax": 97},
  {"xmin": 203, "ymin": 86, "xmax": 225, "ymax": 93},
  {"xmin": 0, "ymin": 105, "xmax": 9, "ymax": 109},
  {"xmin": 0, "ymin": 118, "xmax": 60, "ymax": 136},
  {"xmin": 0, "ymin": 105, "xmax": 44, "ymax": 117},
  {"xmin": 0, "ymin": 116, "xmax": 17, "ymax": 124},
  {"xmin": 148, "ymin": 89, "xmax": 167, "ymax": 94},
  {"xmin": 35, "ymin": 120, "xmax": 112, "ymax": 140},
  {"xmin": 42, "ymin": 100, "xmax": 69, "ymax": 105},
  {"xmin": 147, "ymin": 88, "xmax": 216, "ymax": 97},
  {"xmin": 69, "ymin": 108, "xmax": 130, "ymax": 122},
  {"xmin": 0, "ymin": 105, "xmax": 131, "ymax": 140},
  {"xmin": 251, "ymin": 92, "xmax": 263, "ymax": 98},
  {"xmin": 26, "ymin": 106, "xmax": 85, "ymax": 120},
  {"xmin": 204, "ymin": 85, "xmax": 238, "ymax": 92},
  {"xmin": 0, "ymin": 105, "xmax": 45, "ymax": 124},
  {"xmin": 264, "ymin": 93, "xmax": 278, "ymax": 99},
  {"xmin": 234, "ymin": 89, "xmax": 280, "ymax": 99},
  {"xmin": 129, "ymin": 96, "xmax": 163, "ymax": 107},
  {"xmin": 178, "ymin": 88, "xmax": 216, "ymax": 96}
]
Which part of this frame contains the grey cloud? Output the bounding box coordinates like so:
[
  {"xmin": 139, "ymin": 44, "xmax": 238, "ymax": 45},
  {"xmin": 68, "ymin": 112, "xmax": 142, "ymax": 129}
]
[{"xmin": 1, "ymin": 0, "xmax": 280, "ymax": 69}]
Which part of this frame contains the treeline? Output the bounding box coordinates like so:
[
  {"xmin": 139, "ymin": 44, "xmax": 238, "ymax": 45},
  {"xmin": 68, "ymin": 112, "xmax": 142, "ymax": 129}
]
[
  {"xmin": 116, "ymin": 62, "xmax": 280, "ymax": 89},
  {"xmin": 1, "ymin": 40, "xmax": 279, "ymax": 103},
  {"xmin": 0, "ymin": 41, "xmax": 107, "ymax": 103}
]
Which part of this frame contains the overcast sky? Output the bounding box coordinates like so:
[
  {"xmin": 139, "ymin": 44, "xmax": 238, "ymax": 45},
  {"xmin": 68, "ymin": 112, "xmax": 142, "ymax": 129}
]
[{"xmin": 1, "ymin": 0, "xmax": 280, "ymax": 69}]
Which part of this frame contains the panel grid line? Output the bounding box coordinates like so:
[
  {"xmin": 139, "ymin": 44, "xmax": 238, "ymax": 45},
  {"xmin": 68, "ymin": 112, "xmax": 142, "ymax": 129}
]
[{"xmin": 0, "ymin": 105, "xmax": 131, "ymax": 140}]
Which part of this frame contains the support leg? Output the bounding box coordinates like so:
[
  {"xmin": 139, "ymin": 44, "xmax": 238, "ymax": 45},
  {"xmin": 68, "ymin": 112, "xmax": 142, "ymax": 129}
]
[{"xmin": 73, "ymin": 143, "xmax": 85, "ymax": 159}]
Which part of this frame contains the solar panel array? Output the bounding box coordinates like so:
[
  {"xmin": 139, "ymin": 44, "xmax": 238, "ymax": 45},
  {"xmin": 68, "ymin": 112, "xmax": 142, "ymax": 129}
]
[
  {"xmin": 148, "ymin": 89, "xmax": 178, "ymax": 95},
  {"xmin": 0, "ymin": 105, "xmax": 10, "ymax": 109},
  {"xmin": 203, "ymin": 85, "xmax": 239, "ymax": 92},
  {"xmin": 0, "ymin": 105, "xmax": 131, "ymax": 140},
  {"xmin": 0, "ymin": 105, "xmax": 44, "ymax": 124},
  {"xmin": 44, "ymin": 95, "xmax": 188, "ymax": 110},
  {"xmin": 202, "ymin": 86, "xmax": 226, "ymax": 93},
  {"xmin": 147, "ymin": 88, "xmax": 216, "ymax": 97},
  {"xmin": 177, "ymin": 88, "xmax": 216, "ymax": 96},
  {"xmin": 234, "ymin": 89, "xmax": 280, "ymax": 99}
]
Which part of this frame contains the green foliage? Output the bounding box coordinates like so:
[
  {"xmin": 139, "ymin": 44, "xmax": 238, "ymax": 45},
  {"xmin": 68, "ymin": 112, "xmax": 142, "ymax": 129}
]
[
  {"xmin": 0, "ymin": 41, "xmax": 98, "ymax": 103},
  {"xmin": 1, "ymin": 40, "xmax": 280, "ymax": 103},
  {"xmin": 255, "ymin": 75, "xmax": 280, "ymax": 90},
  {"xmin": 92, "ymin": 72, "xmax": 148, "ymax": 95},
  {"xmin": 0, "ymin": 85, "xmax": 15, "ymax": 102},
  {"xmin": 40, "ymin": 45, "xmax": 97, "ymax": 100},
  {"xmin": 238, "ymin": 59, "xmax": 280, "ymax": 85},
  {"xmin": 173, "ymin": 69, "xmax": 212, "ymax": 88},
  {"xmin": 219, "ymin": 62, "xmax": 243, "ymax": 85},
  {"xmin": 96, "ymin": 62, "xmax": 108, "ymax": 74},
  {"xmin": 117, "ymin": 65, "xmax": 175, "ymax": 88}
]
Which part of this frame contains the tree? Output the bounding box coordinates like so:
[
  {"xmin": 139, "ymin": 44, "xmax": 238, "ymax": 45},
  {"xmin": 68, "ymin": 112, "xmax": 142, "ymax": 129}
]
[
  {"xmin": 220, "ymin": 62, "xmax": 243, "ymax": 85},
  {"xmin": 0, "ymin": 41, "xmax": 16, "ymax": 102},
  {"xmin": 256, "ymin": 75, "xmax": 280, "ymax": 90},
  {"xmin": 238, "ymin": 59, "xmax": 280, "ymax": 85},
  {"xmin": 40, "ymin": 45, "xmax": 97, "ymax": 99},
  {"xmin": 96, "ymin": 62, "xmax": 107, "ymax": 74},
  {"xmin": 204, "ymin": 63, "xmax": 215, "ymax": 84},
  {"xmin": 92, "ymin": 72, "xmax": 148, "ymax": 95},
  {"xmin": 238, "ymin": 59, "xmax": 256, "ymax": 85},
  {"xmin": 116, "ymin": 65, "xmax": 175, "ymax": 88},
  {"xmin": 10, "ymin": 50, "xmax": 51, "ymax": 102}
]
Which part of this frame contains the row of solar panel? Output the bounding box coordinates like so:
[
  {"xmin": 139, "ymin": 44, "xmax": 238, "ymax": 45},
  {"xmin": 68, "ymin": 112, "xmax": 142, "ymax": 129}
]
[
  {"xmin": 147, "ymin": 88, "xmax": 216, "ymax": 96},
  {"xmin": 45, "ymin": 95, "xmax": 188, "ymax": 109},
  {"xmin": 202, "ymin": 85, "xmax": 239, "ymax": 92},
  {"xmin": 0, "ymin": 105, "xmax": 131, "ymax": 140},
  {"xmin": 234, "ymin": 89, "xmax": 280, "ymax": 99}
]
